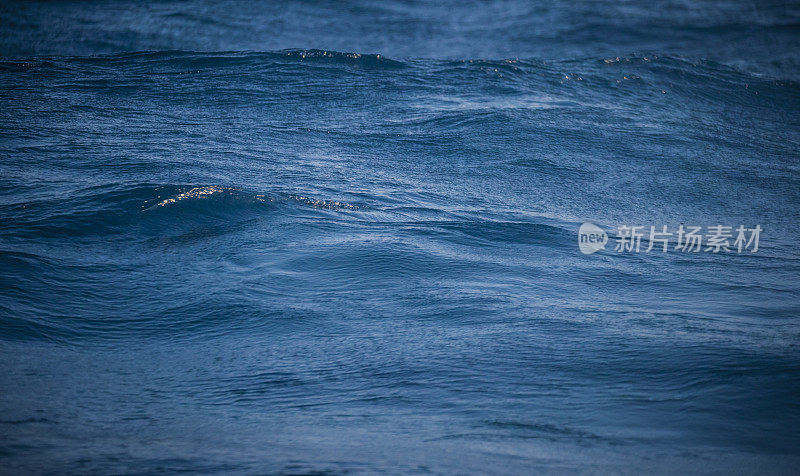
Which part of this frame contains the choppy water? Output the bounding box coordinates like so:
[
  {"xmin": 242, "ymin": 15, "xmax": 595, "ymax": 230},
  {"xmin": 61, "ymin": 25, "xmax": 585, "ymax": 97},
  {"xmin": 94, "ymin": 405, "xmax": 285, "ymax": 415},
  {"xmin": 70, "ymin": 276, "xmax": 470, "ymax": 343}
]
[{"xmin": 1, "ymin": 1, "xmax": 800, "ymax": 474}]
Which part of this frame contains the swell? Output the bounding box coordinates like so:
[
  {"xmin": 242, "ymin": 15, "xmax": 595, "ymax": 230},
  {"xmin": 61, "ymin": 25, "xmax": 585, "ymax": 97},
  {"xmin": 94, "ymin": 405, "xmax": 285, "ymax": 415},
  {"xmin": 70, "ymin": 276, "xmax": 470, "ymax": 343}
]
[
  {"xmin": 0, "ymin": 184, "xmax": 359, "ymax": 240},
  {"xmin": 0, "ymin": 182, "xmax": 577, "ymax": 250},
  {"xmin": 20, "ymin": 49, "xmax": 409, "ymax": 71},
  {"xmin": 0, "ymin": 181, "xmax": 580, "ymax": 344},
  {"xmin": 3, "ymin": 50, "xmax": 797, "ymax": 127},
  {"xmin": 3, "ymin": 49, "xmax": 798, "ymax": 85}
]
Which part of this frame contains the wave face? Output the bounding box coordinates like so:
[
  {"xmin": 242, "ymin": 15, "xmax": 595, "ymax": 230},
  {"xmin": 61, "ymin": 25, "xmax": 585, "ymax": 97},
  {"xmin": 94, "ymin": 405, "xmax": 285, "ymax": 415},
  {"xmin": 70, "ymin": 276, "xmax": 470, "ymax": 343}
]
[{"xmin": 2, "ymin": 2, "xmax": 800, "ymax": 474}]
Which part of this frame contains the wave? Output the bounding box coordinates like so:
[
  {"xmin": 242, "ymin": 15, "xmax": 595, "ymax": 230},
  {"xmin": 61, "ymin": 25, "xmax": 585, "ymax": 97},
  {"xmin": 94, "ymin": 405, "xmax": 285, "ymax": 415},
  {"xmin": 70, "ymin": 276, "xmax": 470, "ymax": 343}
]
[
  {"xmin": 49, "ymin": 49, "xmax": 409, "ymax": 71},
  {"xmin": 5, "ymin": 48, "xmax": 799, "ymax": 84},
  {"xmin": 0, "ymin": 184, "xmax": 360, "ymax": 240}
]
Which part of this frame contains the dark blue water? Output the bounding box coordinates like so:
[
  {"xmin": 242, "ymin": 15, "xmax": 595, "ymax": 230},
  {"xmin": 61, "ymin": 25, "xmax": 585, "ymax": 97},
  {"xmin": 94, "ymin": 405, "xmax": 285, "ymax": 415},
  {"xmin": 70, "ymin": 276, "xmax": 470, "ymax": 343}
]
[{"xmin": 1, "ymin": 1, "xmax": 800, "ymax": 473}]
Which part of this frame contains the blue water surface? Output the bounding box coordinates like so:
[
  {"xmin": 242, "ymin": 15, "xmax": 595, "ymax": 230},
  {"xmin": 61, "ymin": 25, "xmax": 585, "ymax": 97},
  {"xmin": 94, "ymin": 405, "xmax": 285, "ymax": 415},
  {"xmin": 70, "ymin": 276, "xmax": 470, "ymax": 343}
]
[{"xmin": 1, "ymin": 1, "xmax": 799, "ymax": 474}]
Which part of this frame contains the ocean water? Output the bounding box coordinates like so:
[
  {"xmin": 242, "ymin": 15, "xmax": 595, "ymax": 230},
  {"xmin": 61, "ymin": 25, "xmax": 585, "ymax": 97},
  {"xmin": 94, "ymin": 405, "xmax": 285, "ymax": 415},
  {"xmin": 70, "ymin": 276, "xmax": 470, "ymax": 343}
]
[{"xmin": 1, "ymin": 1, "xmax": 800, "ymax": 474}]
